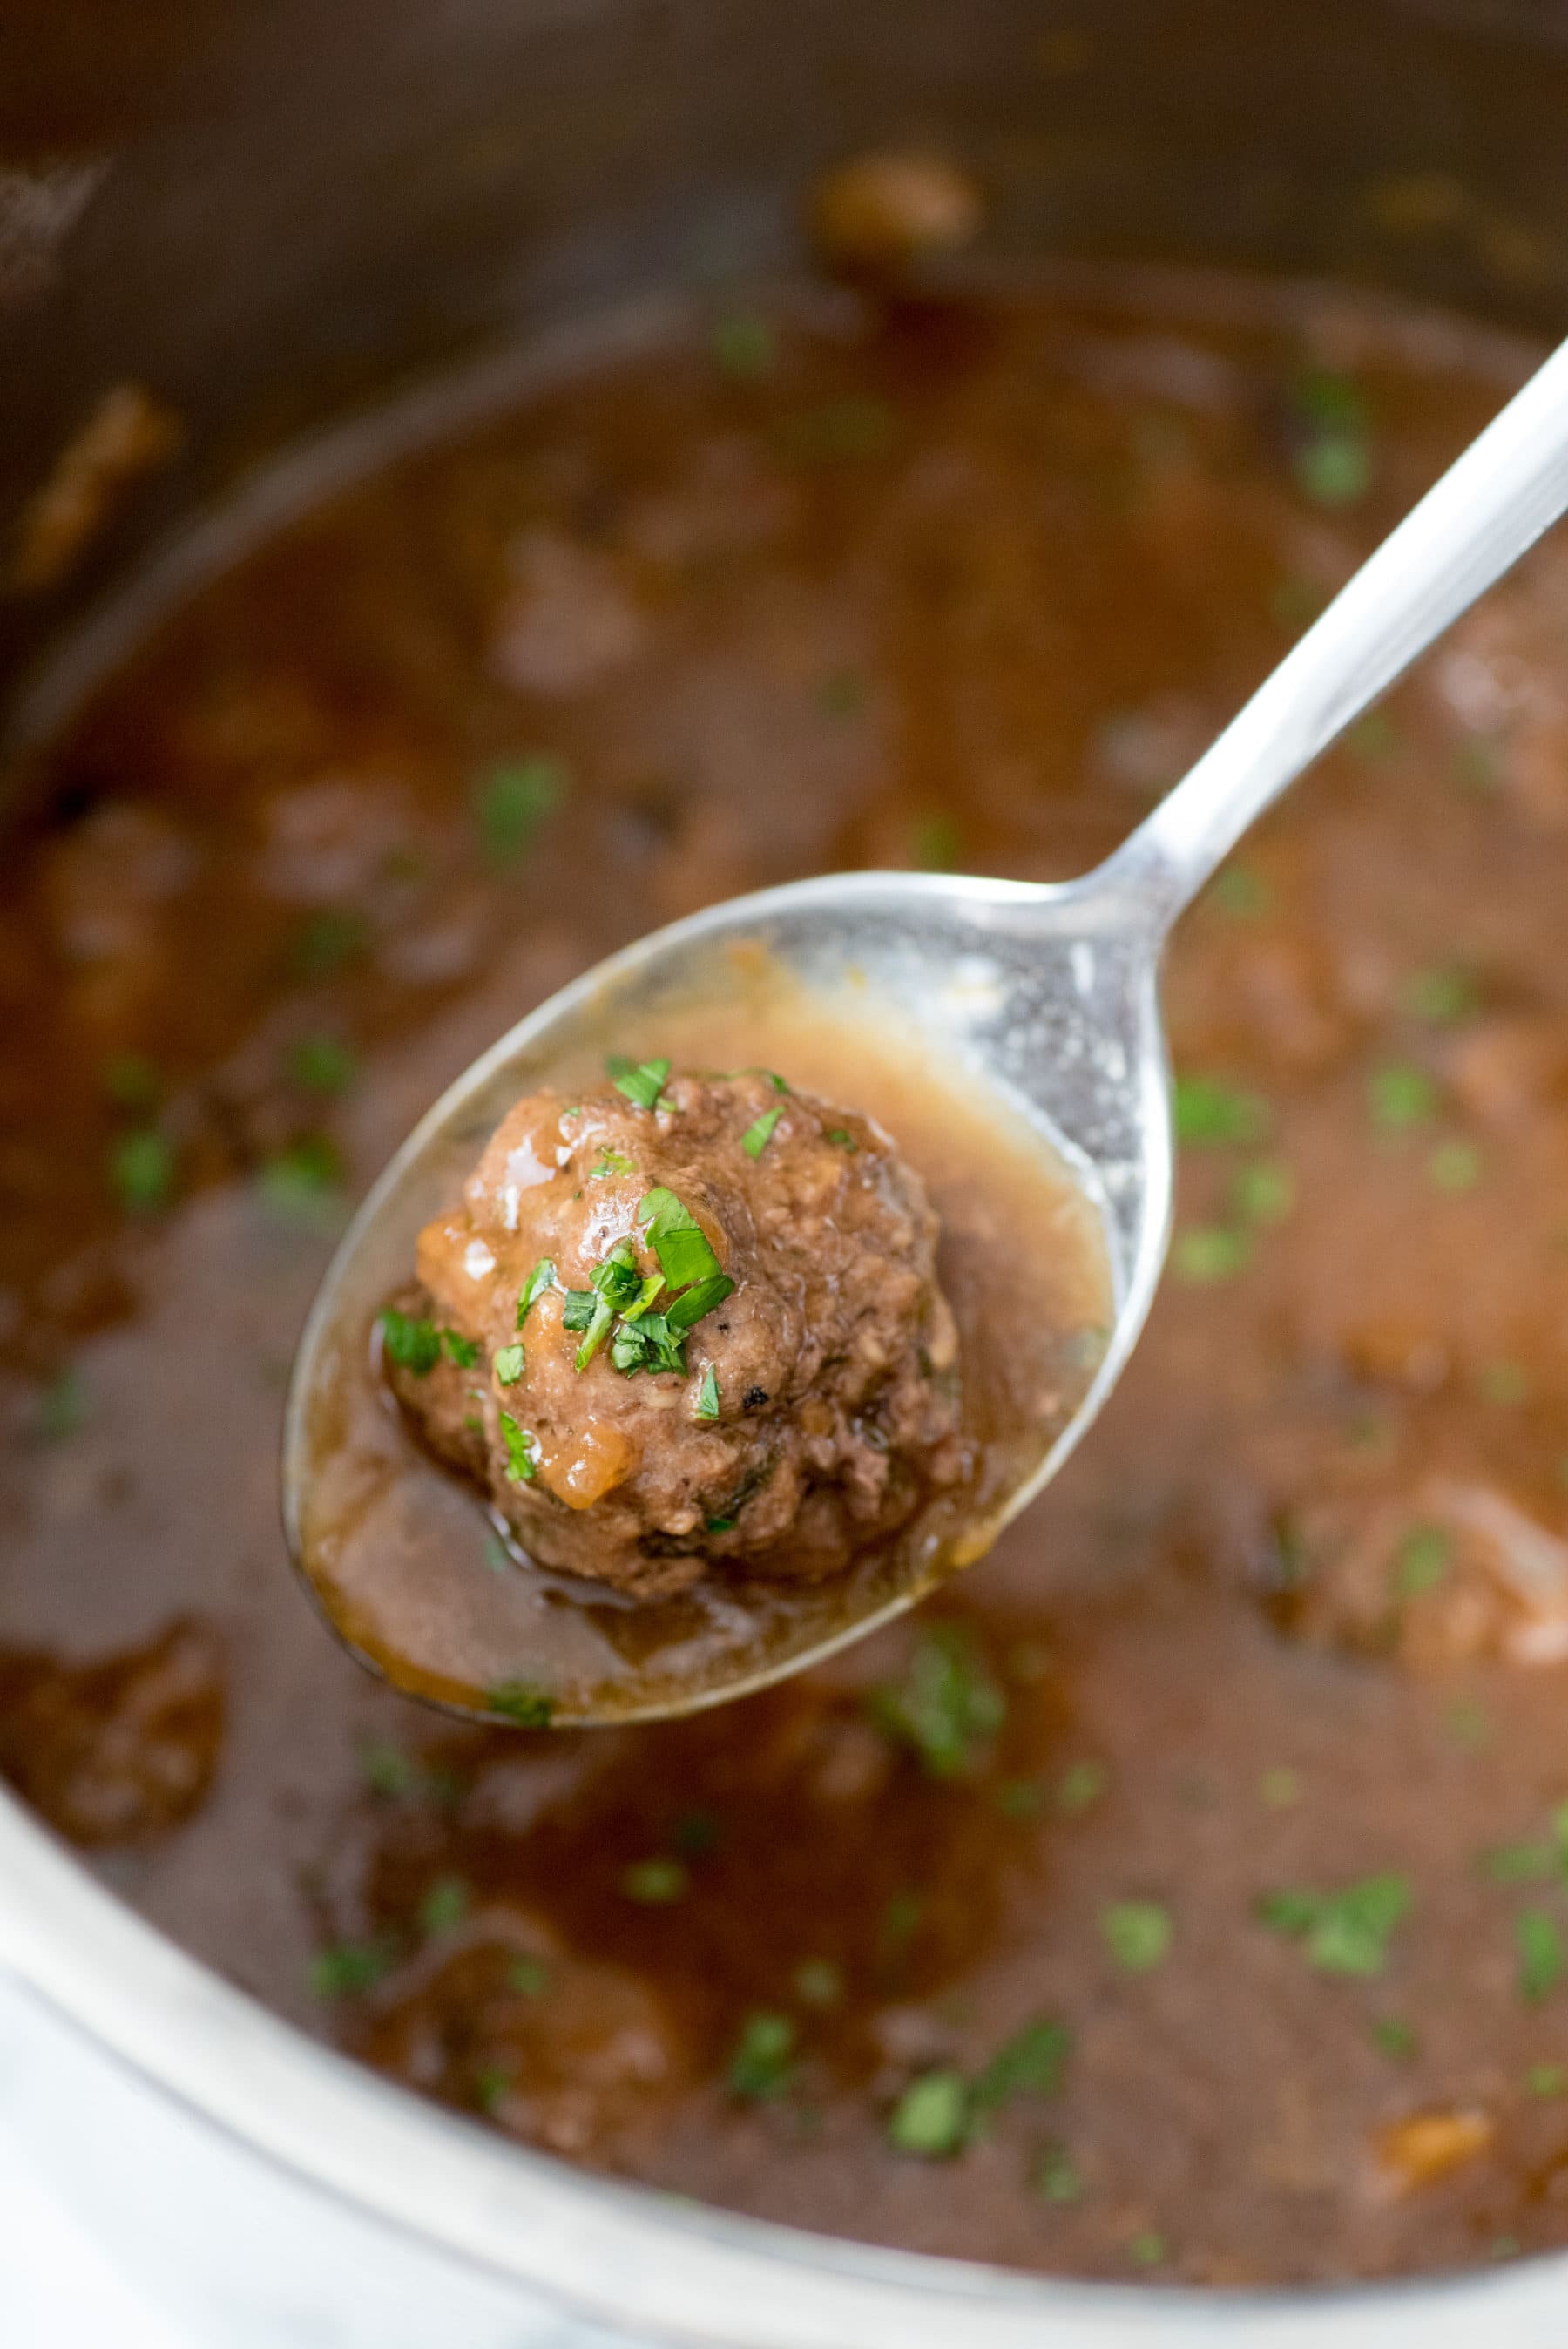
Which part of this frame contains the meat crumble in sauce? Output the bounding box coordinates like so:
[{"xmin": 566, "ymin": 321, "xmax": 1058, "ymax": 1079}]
[
  {"xmin": 383, "ymin": 1066, "xmax": 967, "ymax": 1599},
  {"xmin": 7, "ymin": 267, "xmax": 1568, "ymax": 2285}
]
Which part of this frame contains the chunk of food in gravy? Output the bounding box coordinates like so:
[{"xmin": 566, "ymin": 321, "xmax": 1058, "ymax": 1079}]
[
  {"xmin": 384, "ymin": 1068, "xmax": 964, "ymax": 1596},
  {"xmin": 11, "ymin": 247, "xmax": 1568, "ymax": 2291}
]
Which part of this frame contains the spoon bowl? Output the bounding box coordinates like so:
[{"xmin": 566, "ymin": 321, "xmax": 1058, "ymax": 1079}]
[
  {"xmin": 284, "ymin": 325, "xmax": 1568, "ymax": 1724},
  {"xmin": 282, "ymin": 866, "xmax": 1163, "ymax": 1723}
]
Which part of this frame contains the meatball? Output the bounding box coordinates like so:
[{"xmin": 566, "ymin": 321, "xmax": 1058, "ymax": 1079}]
[{"xmin": 382, "ymin": 1065, "xmax": 964, "ymax": 1598}]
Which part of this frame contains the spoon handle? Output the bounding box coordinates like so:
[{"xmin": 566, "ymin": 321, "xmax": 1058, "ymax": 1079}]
[{"xmin": 1102, "ymin": 334, "xmax": 1568, "ymax": 932}]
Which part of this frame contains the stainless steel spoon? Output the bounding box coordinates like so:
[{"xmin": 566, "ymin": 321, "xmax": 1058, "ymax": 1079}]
[{"xmin": 284, "ymin": 332, "xmax": 1568, "ymax": 1726}]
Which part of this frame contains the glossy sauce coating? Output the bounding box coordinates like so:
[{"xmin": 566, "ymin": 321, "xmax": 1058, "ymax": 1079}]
[{"xmin": 4, "ymin": 273, "xmax": 1568, "ymax": 2285}]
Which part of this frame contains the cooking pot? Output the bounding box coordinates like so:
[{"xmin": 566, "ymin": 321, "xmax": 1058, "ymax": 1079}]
[{"xmin": 3, "ymin": 2, "xmax": 1568, "ymax": 2339}]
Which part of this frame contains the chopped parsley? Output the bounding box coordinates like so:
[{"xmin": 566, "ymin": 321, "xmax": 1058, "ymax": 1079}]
[
  {"xmin": 970, "ymin": 2019, "xmax": 1071, "ymax": 2113},
  {"xmin": 290, "ymin": 906, "xmax": 369, "ymax": 978},
  {"xmin": 1369, "ymin": 1063, "xmax": 1439, "ymax": 1130},
  {"xmin": 1518, "ymin": 1910, "xmax": 1565, "ymax": 2003},
  {"xmin": 487, "ymin": 1679, "xmax": 554, "ymax": 1728},
  {"xmin": 35, "ymin": 1368, "xmax": 87, "ymax": 1442},
  {"xmin": 1402, "ymin": 965, "xmax": 1481, "ymax": 1026},
  {"xmin": 1173, "ymin": 1073, "xmax": 1273, "ymax": 1149},
  {"xmin": 711, "ymin": 309, "xmax": 775, "ymax": 380},
  {"xmin": 794, "ymin": 1958, "xmax": 843, "ymax": 2007},
  {"xmin": 498, "ymin": 1414, "xmax": 539, "ymax": 1483},
  {"xmin": 590, "ymin": 1148, "xmax": 636, "ymax": 1180},
  {"xmin": 356, "ymin": 1737, "xmax": 417, "ymax": 1798},
  {"xmin": 473, "ymin": 755, "xmax": 567, "ymax": 869},
  {"xmin": 1057, "ymin": 1759, "xmax": 1108, "ymax": 1816},
  {"xmin": 1291, "ymin": 368, "xmax": 1374, "ymax": 508},
  {"xmin": 1479, "ymin": 1360, "xmax": 1530, "ymax": 1405},
  {"xmin": 740, "ymin": 1102, "xmax": 785, "ymax": 1158},
  {"xmin": 607, "ymin": 1053, "xmax": 672, "ymax": 1111},
  {"xmin": 1034, "ymin": 2143, "xmax": 1085, "ymax": 2203},
  {"xmin": 517, "ymin": 1259, "xmax": 557, "ymax": 1323},
  {"xmin": 111, "ymin": 1127, "xmax": 175, "ymax": 1213},
  {"xmin": 706, "ymin": 1514, "xmax": 736, "ymax": 1534},
  {"xmin": 1392, "ymin": 1524, "xmax": 1452, "ymax": 1600},
  {"xmin": 826, "ymin": 1127, "xmax": 858, "ymax": 1151},
  {"xmin": 102, "ymin": 1051, "xmax": 161, "ymax": 1110},
  {"xmin": 258, "ymin": 1134, "xmax": 345, "ymax": 1229},
  {"xmin": 288, "ymin": 1033, "xmax": 360, "ymax": 1094},
  {"xmin": 1173, "ymin": 1225, "xmax": 1254, "ymax": 1283},
  {"xmin": 1530, "ymin": 2061, "xmax": 1568, "ymax": 2097},
  {"xmin": 868, "ymin": 1624, "xmax": 1005, "ymax": 1779},
  {"xmin": 1429, "ymin": 1139, "xmax": 1483, "ymax": 1193},
  {"xmin": 727, "ymin": 2012, "xmax": 796, "ymax": 2101},
  {"xmin": 380, "ymin": 1309, "xmax": 443, "ymax": 1376},
  {"xmin": 888, "ymin": 2069, "xmax": 970, "ymax": 2157},
  {"xmin": 694, "ymin": 1363, "xmax": 720, "ymax": 1421},
  {"xmin": 1231, "ymin": 1160, "xmax": 1294, "ymax": 1226},
  {"xmin": 888, "ymin": 2018, "xmax": 1069, "ymax": 2158},
  {"xmin": 564, "ymin": 1287, "xmax": 615, "ymax": 1370},
  {"xmin": 639, "ymin": 1188, "xmax": 727, "ymax": 1294},
  {"xmin": 308, "ymin": 1941, "xmax": 395, "ymax": 2000},
  {"xmin": 1371, "ymin": 2018, "xmax": 1419, "ymax": 2062},
  {"xmin": 418, "ymin": 1876, "xmax": 470, "ymax": 1937},
  {"xmin": 508, "ymin": 1954, "xmax": 551, "ymax": 1997},
  {"xmin": 1128, "ymin": 2231, "xmax": 1169, "ymax": 2271},
  {"xmin": 1256, "ymin": 1872, "xmax": 1411, "ymax": 1975},
  {"xmin": 1101, "ymin": 1901, "xmax": 1173, "ymax": 1974},
  {"xmin": 1209, "ymin": 863, "xmax": 1273, "ymax": 919},
  {"xmin": 912, "ymin": 812, "xmax": 961, "ymax": 872},
  {"xmin": 610, "ymin": 1311, "xmax": 686, "ymax": 1377},
  {"xmin": 493, "ymin": 1344, "xmax": 525, "ymax": 1384},
  {"xmin": 443, "ymin": 1329, "xmax": 483, "ymax": 1370},
  {"xmin": 665, "ymin": 1272, "xmax": 733, "ymax": 1330},
  {"xmin": 621, "ymin": 1858, "xmax": 689, "ymax": 1905}
]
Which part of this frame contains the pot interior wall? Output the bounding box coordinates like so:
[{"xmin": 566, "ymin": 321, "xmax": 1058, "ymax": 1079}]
[{"xmin": 3, "ymin": 0, "xmax": 1568, "ymax": 745}]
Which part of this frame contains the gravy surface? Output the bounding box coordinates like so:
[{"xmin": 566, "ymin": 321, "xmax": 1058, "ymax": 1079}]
[{"xmin": 4, "ymin": 270, "xmax": 1568, "ymax": 2285}]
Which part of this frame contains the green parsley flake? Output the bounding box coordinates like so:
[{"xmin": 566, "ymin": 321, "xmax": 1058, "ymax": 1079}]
[
  {"xmin": 419, "ymin": 1877, "xmax": 470, "ymax": 1937},
  {"xmin": 794, "ymin": 1958, "xmax": 843, "ymax": 2007},
  {"xmin": 494, "ymin": 1344, "xmax": 525, "ymax": 1384},
  {"xmin": 694, "ymin": 1363, "xmax": 720, "ymax": 1421},
  {"xmin": 1529, "ymin": 2062, "xmax": 1567, "ymax": 2097},
  {"xmin": 1479, "ymin": 1360, "xmax": 1530, "ymax": 1405},
  {"xmin": 826, "ymin": 1127, "xmax": 858, "ymax": 1150},
  {"xmin": 356, "ymin": 1738, "xmax": 417, "ymax": 1798},
  {"xmin": 473, "ymin": 755, "xmax": 567, "ymax": 868},
  {"xmin": 621, "ymin": 1858, "xmax": 688, "ymax": 1905},
  {"xmin": 498, "ymin": 1414, "xmax": 539, "ymax": 1483},
  {"xmin": 740, "ymin": 1102, "xmax": 785, "ymax": 1157},
  {"xmin": 1173, "ymin": 1225, "xmax": 1254, "ymax": 1283},
  {"xmin": 1128, "ymin": 2231, "xmax": 1170, "ymax": 2270},
  {"xmin": 970, "ymin": 2019, "xmax": 1071, "ymax": 2114},
  {"xmin": 102, "ymin": 1051, "xmax": 161, "ymax": 1111},
  {"xmin": 1291, "ymin": 369, "xmax": 1374, "ymax": 508},
  {"xmin": 308, "ymin": 1941, "xmax": 394, "ymax": 2000},
  {"xmin": 1231, "ymin": 1160, "xmax": 1294, "ymax": 1226},
  {"xmin": 712, "ymin": 310, "xmax": 775, "ymax": 379},
  {"xmin": 442, "ymin": 1329, "xmax": 482, "ymax": 1370},
  {"xmin": 1402, "ymin": 965, "xmax": 1481, "ymax": 1026},
  {"xmin": 1035, "ymin": 2143, "xmax": 1085, "ymax": 2203},
  {"xmin": 1369, "ymin": 1063, "xmax": 1439, "ymax": 1130},
  {"xmin": 1102, "ymin": 1901, "xmax": 1172, "ymax": 1974},
  {"xmin": 607, "ymin": 1053, "xmax": 672, "ymax": 1111},
  {"xmin": 1058, "ymin": 1758, "xmax": 1109, "ymax": 1816},
  {"xmin": 888, "ymin": 2069, "xmax": 970, "ymax": 2157},
  {"xmin": 610, "ymin": 1310, "xmax": 686, "ymax": 1378},
  {"xmin": 996, "ymin": 1777, "xmax": 1047, "ymax": 1819},
  {"xmin": 36, "ymin": 1368, "xmax": 87, "ymax": 1442},
  {"xmin": 590, "ymin": 1148, "xmax": 636, "ymax": 1180},
  {"xmin": 868, "ymin": 1625, "xmax": 1005, "ymax": 1780},
  {"xmin": 1393, "ymin": 1524, "xmax": 1452, "ymax": 1600},
  {"xmin": 509, "ymin": 1955, "xmax": 551, "ymax": 1997},
  {"xmin": 1349, "ymin": 708, "xmax": 1400, "ymax": 762},
  {"xmin": 639, "ymin": 1188, "xmax": 722, "ymax": 1290},
  {"xmin": 288, "ymin": 1033, "xmax": 360, "ymax": 1093},
  {"xmin": 381, "ymin": 1309, "xmax": 443, "ymax": 1376},
  {"xmin": 1173, "ymin": 1073, "xmax": 1273, "ymax": 1148},
  {"xmin": 487, "ymin": 1679, "xmax": 554, "ymax": 1728},
  {"xmin": 1371, "ymin": 2018, "xmax": 1419, "ymax": 2062},
  {"xmin": 291, "ymin": 907, "xmax": 369, "ymax": 977},
  {"xmin": 111, "ymin": 1128, "xmax": 176, "ymax": 1213},
  {"xmin": 666, "ymin": 1271, "xmax": 734, "ymax": 1330},
  {"xmin": 1209, "ymin": 863, "xmax": 1273, "ymax": 919},
  {"xmin": 517, "ymin": 1259, "xmax": 558, "ymax": 1323},
  {"xmin": 1519, "ymin": 1910, "xmax": 1565, "ymax": 2003},
  {"xmin": 1429, "ymin": 1139, "xmax": 1484, "ymax": 1193},
  {"xmin": 912, "ymin": 812, "xmax": 961, "ymax": 871},
  {"xmin": 1256, "ymin": 1873, "xmax": 1411, "ymax": 1976},
  {"xmin": 727, "ymin": 2012, "xmax": 796, "ymax": 2101},
  {"xmin": 568, "ymin": 1290, "xmax": 615, "ymax": 1371},
  {"xmin": 1481, "ymin": 1838, "xmax": 1557, "ymax": 1885},
  {"xmin": 259, "ymin": 1135, "xmax": 345, "ymax": 1229}
]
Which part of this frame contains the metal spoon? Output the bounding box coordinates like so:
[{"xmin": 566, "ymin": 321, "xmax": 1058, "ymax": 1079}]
[{"xmin": 284, "ymin": 333, "xmax": 1568, "ymax": 1726}]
